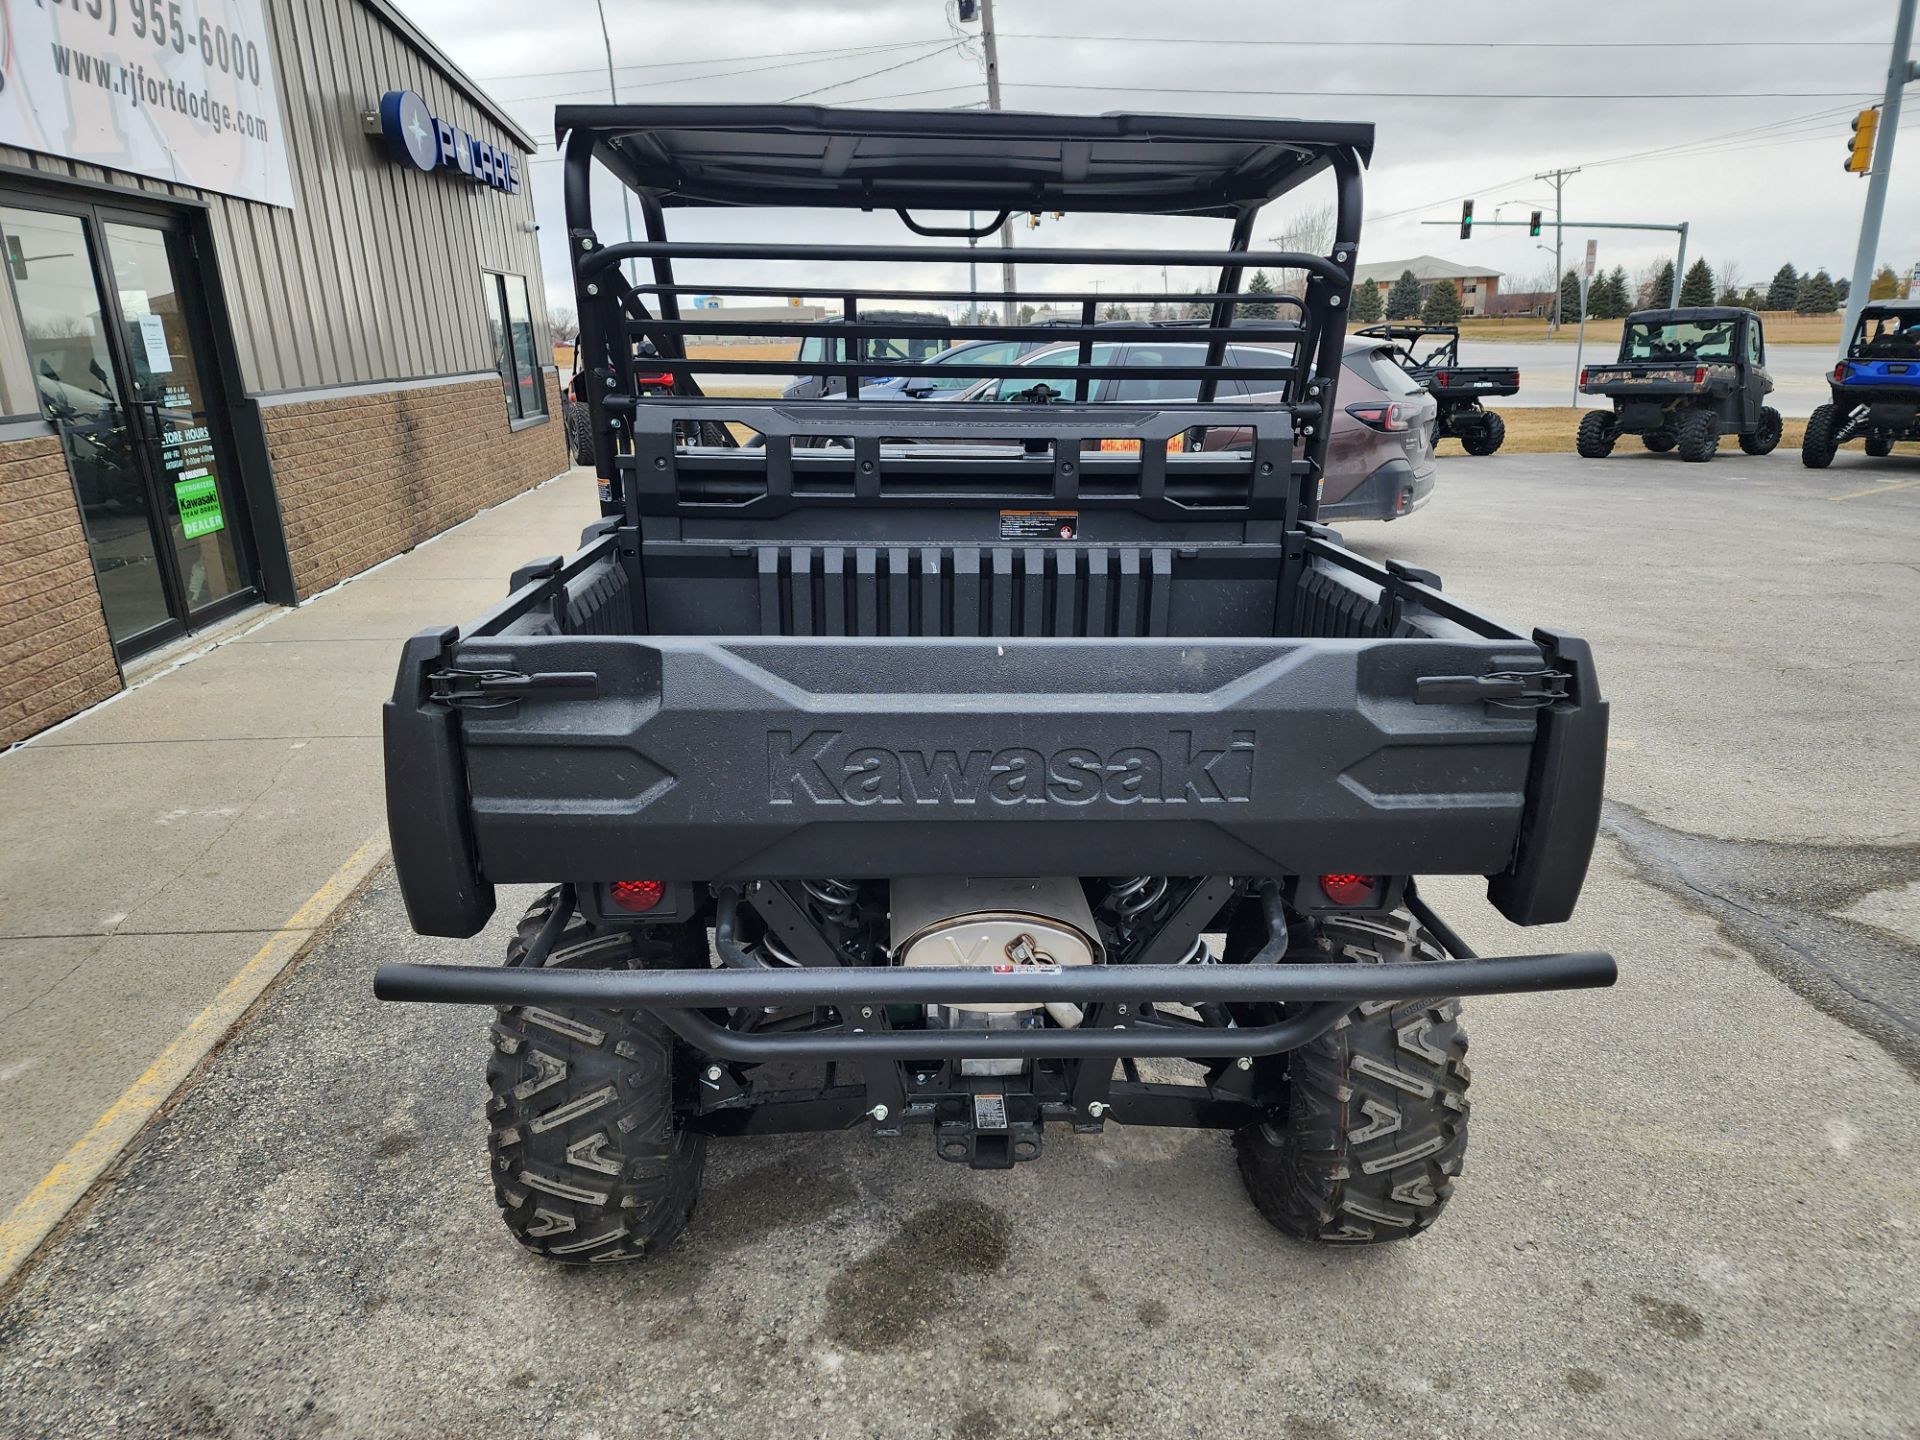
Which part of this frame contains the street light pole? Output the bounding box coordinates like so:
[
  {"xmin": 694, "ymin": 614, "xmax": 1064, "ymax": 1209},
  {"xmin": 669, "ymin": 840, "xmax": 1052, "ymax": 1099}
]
[
  {"xmin": 594, "ymin": 0, "xmax": 635, "ymax": 281},
  {"xmin": 1839, "ymin": 0, "xmax": 1917, "ymax": 353},
  {"xmin": 1535, "ymin": 167, "xmax": 1580, "ymax": 335},
  {"xmin": 980, "ymin": 0, "xmax": 1016, "ymax": 323}
]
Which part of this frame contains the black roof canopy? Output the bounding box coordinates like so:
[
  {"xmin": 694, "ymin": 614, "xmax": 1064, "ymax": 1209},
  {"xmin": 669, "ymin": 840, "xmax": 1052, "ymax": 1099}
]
[
  {"xmin": 1624, "ymin": 306, "xmax": 1755, "ymax": 326},
  {"xmin": 554, "ymin": 104, "xmax": 1374, "ymax": 217}
]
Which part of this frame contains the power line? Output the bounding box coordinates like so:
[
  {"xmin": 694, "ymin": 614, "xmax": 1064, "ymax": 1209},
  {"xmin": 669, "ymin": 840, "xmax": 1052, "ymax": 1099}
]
[
  {"xmin": 1004, "ymin": 82, "xmax": 1882, "ymax": 101},
  {"xmin": 999, "ymin": 31, "xmax": 1888, "ymax": 50},
  {"xmin": 782, "ymin": 39, "xmax": 970, "ymax": 103},
  {"xmin": 474, "ymin": 39, "xmax": 947, "ymax": 85},
  {"xmin": 501, "ymin": 44, "xmax": 962, "ymax": 106}
]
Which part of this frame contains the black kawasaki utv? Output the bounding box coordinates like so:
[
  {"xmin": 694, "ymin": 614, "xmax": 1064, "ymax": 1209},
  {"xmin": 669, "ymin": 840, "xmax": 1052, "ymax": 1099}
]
[
  {"xmin": 1577, "ymin": 306, "xmax": 1781, "ymax": 462},
  {"xmin": 376, "ymin": 105, "xmax": 1613, "ymax": 1261},
  {"xmin": 1354, "ymin": 323, "xmax": 1519, "ymax": 454}
]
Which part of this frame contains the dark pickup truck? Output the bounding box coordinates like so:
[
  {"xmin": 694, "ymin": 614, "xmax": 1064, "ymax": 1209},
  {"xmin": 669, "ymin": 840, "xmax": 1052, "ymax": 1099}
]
[
  {"xmin": 1354, "ymin": 323, "xmax": 1518, "ymax": 454},
  {"xmin": 375, "ymin": 105, "xmax": 1613, "ymax": 1263}
]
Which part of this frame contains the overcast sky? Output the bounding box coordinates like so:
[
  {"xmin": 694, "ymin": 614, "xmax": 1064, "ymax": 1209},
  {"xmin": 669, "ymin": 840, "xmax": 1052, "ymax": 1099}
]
[{"xmin": 392, "ymin": 0, "xmax": 1917, "ymax": 314}]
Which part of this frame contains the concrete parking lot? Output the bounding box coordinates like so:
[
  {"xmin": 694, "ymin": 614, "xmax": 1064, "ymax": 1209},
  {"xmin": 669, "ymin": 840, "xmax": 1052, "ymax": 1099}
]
[{"xmin": 1, "ymin": 448, "xmax": 1915, "ymax": 1439}]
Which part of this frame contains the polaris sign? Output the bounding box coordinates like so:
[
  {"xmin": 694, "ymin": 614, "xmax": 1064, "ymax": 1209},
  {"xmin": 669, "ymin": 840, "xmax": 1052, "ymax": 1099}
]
[{"xmin": 378, "ymin": 90, "xmax": 520, "ymax": 194}]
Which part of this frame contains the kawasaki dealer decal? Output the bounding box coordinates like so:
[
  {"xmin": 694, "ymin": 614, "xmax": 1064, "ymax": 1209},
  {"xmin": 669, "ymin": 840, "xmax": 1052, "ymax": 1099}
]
[{"xmin": 174, "ymin": 471, "xmax": 224, "ymax": 539}]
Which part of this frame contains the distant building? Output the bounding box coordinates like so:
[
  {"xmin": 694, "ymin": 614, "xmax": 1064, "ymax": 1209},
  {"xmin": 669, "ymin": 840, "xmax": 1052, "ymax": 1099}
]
[
  {"xmin": 1353, "ymin": 255, "xmax": 1503, "ymax": 317},
  {"xmin": 1487, "ymin": 290, "xmax": 1555, "ymax": 318}
]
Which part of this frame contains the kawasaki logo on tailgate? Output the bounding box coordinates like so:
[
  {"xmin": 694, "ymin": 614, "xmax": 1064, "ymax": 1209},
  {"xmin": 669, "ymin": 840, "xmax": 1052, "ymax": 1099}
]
[{"xmin": 768, "ymin": 731, "xmax": 1255, "ymax": 806}]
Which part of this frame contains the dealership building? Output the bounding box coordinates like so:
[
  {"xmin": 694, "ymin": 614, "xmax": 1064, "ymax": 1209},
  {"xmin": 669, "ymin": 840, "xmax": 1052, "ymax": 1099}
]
[{"xmin": 0, "ymin": 0, "xmax": 563, "ymax": 747}]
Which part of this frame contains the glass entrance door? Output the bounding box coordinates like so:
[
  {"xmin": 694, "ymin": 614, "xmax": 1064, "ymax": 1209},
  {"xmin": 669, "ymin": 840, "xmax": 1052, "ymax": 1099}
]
[
  {"xmin": 101, "ymin": 222, "xmax": 252, "ymax": 622},
  {"xmin": 1, "ymin": 203, "xmax": 255, "ymax": 656}
]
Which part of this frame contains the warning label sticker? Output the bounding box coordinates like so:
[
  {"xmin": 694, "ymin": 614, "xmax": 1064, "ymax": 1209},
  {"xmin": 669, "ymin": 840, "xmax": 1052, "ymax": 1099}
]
[
  {"xmin": 972, "ymin": 1093, "xmax": 1009, "ymax": 1131},
  {"xmin": 999, "ymin": 509, "xmax": 1078, "ymax": 540}
]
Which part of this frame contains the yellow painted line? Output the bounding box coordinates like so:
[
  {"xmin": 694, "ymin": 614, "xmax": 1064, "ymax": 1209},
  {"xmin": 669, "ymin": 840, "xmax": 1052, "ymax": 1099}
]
[
  {"xmin": 1828, "ymin": 476, "xmax": 1920, "ymax": 502},
  {"xmin": 0, "ymin": 830, "xmax": 389, "ymax": 1286}
]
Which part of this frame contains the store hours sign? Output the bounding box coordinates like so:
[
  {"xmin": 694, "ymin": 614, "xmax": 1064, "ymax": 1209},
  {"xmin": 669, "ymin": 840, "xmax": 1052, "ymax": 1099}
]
[{"xmin": 0, "ymin": 0, "xmax": 293, "ymax": 208}]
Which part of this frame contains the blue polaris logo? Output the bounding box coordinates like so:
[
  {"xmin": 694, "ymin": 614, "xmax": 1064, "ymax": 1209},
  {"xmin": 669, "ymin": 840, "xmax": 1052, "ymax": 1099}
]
[{"xmin": 379, "ymin": 89, "xmax": 520, "ymax": 194}]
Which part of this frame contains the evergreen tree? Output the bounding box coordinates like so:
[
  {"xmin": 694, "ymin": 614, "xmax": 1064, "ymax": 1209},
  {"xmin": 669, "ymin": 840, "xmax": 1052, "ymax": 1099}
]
[
  {"xmin": 1558, "ymin": 269, "xmax": 1583, "ymax": 323},
  {"xmin": 1349, "ymin": 277, "xmax": 1383, "ymax": 323},
  {"xmin": 1741, "ymin": 287, "xmax": 1764, "ymax": 309},
  {"xmin": 1602, "ymin": 266, "xmax": 1632, "ymax": 318},
  {"xmin": 1421, "ymin": 280, "xmax": 1462, "ymax": 326},
  {"xmin": 1241, "ymin": 270, "xmax": 1278, "ymax": 319},
  {"xmin": 1186, "ymin": 289, "xmax": 1212, "ymax": 320},
  {"xmin": 1679, "ymin": 258, "xmax": 1716, "ymax": 307},
  {"xmin": 1868, "ymin": 264, "xmax": 1902, "ymax": 299},
  {"xmin": 1765, "ymin": 263, "xmax": 1799, "ymax": 310},
  {"xmin": 1017, "ymin": 304, "xmax": 1036, "ymax": 324},
  {"xmin": 1794, "ymin": 269, "xmax": 1838, "ymax": 314},
  {"xmin": 1649, "ymin": 260, "xmax": 1675, "ymax": 308},
  {"xmin": 1385, "ymin": 269, "xmax": 1423, "ymax": 320},
  {"xmin": 1835, "ymin": 277, "xmax": 1851, "ymax": 305}
]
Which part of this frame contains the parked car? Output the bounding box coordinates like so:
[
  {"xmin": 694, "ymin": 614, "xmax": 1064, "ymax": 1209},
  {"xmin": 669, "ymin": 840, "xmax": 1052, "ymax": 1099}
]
[
  {"xmin": 1802, "ymin": 300, "xmax": 1920, "ymax": 467},
  {"xmin": 1353, "ymin": 323, "xmax": 1519, "ymax": 455},
  {"xmin": 783, "ymin": 312, "xmax": 956, "ymax": 399},
  {"xmin": 961, "ymin": 336, "xmax": 1438, "ymax": 520}
]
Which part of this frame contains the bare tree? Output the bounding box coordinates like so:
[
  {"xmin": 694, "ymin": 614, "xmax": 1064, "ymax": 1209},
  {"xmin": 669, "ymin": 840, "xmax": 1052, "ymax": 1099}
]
[
  {"xmin": 549, "ymin": 306, "xmax": 580, "ymax": 346},
  {"xmin": 1714, "ymin": 260, "xmax": 1742, "ymax": 305},
  {"xmin": 1267, "ymin": 203, "xmax": 1336, "ymax": 297}
]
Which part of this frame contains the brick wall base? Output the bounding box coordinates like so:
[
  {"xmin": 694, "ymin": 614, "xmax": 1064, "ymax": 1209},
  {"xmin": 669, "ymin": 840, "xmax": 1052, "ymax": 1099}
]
[
  {"xmin": 0, "ymin": 436, "xmax": 121, "ymax": 748},
  {"xmin": 265, "ymin": 371, "xmax": 567, "ymax": 599}
]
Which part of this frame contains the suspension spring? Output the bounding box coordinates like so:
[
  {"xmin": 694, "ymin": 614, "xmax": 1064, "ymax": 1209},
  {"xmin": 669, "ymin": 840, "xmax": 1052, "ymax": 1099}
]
[{"xmin": 800, "ymin": 877, "xmax": 862, "ymax": 928}]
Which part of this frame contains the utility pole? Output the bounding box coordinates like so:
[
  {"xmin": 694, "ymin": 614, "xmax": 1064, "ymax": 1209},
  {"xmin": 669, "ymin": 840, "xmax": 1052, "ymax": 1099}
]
[
  {"xmin": 594, "ymin": 0, "xmax": 635, "ymax": 282},
  {"xmin": 1534, "ymin": 168, "xmax": 1580, "ymax": 335},
  {"xmin": 1839, "ymin": 0, "xmax": 1917, "ymax": 352},
  {"xmin": 980, "ymin": 0, "xmax": 1016, "ymax": 322}
]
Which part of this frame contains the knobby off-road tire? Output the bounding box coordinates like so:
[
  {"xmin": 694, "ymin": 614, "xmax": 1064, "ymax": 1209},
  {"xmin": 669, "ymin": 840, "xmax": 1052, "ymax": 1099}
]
[
  {"xmin": 1676, "ymin": 408, "xmax": 1720, "ymax": 463},
  {"xmin": 1739, "ymin": 406, "xmax": 1784, "ymax": 457},
  {"xmin": 486, "ymin": 890, "xmax": 709, "ymax": 1263},
  {"xmin": 566, "ymin": 406, "xmax": 595, "ymax": 466},
  {"xmin": 1801, "ymin": 403, "xmax": 1838, "ymax": 469},
  {"xmin": 1235, "ymin": 911, "xmax": 1470, "ymax": 1245},
  {"xmin": 1460, "ymin": 411, "xmax": 1506, "ymax": 456},
  {"xmin": 1864, "ymin": 435, "xmax": 1894, "ymax": 458},
  {"xmin": 1642, "ymin": 429, "xmax": 1677, "ymax": 453},
  {"xmin": 1576, "ymin": 410, "xmax": 1617, "ymax": 458}
]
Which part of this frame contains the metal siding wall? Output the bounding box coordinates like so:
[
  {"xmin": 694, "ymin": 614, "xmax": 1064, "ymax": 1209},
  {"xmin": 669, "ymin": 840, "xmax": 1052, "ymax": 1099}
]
[{"xmin": 0, "ymin": 0, "xmax": 546, "ymax": 410}]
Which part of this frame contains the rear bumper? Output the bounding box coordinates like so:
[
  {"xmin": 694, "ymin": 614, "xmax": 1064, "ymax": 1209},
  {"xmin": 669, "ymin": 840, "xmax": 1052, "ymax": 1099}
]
[
  {"xmin": 373, "ymin": 948, "xmax": 1618, "ymax": 1060},
  {"xmin": 1320, "ymin": 457, "xmax": 1433, "ymax": 521}
]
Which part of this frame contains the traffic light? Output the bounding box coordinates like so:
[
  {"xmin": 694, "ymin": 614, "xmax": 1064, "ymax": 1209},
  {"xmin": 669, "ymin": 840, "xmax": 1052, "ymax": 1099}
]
[
  {"xmin": 957, "ymin": 0, "xmax": 978, "ymax": 20},
  {"xmin": 1846, "ymin": 108, "xmax": 1879, "ymax": 174},
  {"xmin": 1460, "ymin": 200, "xmax": 1474, "ymax": 240},
  {"xmin": 1529, "ymin": 210, "xmax": 1542, "ymax": 238}
]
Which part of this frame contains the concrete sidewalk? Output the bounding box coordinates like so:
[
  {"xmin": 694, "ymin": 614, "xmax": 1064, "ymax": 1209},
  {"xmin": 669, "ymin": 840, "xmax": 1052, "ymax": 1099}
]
[{"xmin": 0, "ymin": 467, "xmax": 598, "ymax": 1270}]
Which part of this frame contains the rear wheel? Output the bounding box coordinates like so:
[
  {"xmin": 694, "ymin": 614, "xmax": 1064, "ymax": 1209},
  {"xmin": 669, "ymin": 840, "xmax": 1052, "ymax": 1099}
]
[
  {"xmin": 1739, "ymin": 407, "xmax": 1784, "ymax": 456},
  {"xmin": 1676, "ymin": 408, "xmax": 1720, "ymax": 462},
  {"xmin": 1234, "ymin": 912, "xmax": 1470, "ymax": 1245},
  {"xmin": 1802, "ymin": 403, "xmax": 1838, "ymax": 469},
  {"xmin": 1642, "ymin": 429, "xmax": 1677, "ymax": 453},
  {"xmin": 1576, "ymin": 410, "xmax": 1617, "ymax": 458},
  {"xmin": 566, "ymin": 407, "xmax": 595, "ymax": 466},
  {"xmin": 1459, "ymin": 411, "xmax": 1506, "ymax": 456},
  {"xmin": 486, "ymin": 891, "xmax": 710, "ymax": 1263},
  {"xmin": 1865, "ymin": 435, "xmax": 1894, "ymax": 458}
]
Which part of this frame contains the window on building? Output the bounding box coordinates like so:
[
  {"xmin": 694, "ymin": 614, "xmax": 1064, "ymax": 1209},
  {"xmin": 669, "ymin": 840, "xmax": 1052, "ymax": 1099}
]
[{"xmin": 483, "ymin": 271, "xmax": 546, "ymax": 422}]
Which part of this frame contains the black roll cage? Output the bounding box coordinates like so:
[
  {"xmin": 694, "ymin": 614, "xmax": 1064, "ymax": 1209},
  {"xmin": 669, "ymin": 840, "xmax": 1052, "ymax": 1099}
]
[{"xmin": 557, "ymin": 105, "xmax": 1370, "ymax": 535}]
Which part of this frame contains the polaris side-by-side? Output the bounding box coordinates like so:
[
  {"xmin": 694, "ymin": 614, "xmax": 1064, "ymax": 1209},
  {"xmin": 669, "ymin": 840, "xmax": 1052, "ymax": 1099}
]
[
  {"xmin": 1353, "ymin": 323, "xmax": 1518, "ymax": 455},
  {"xmin": 1576, "ymin": 306, "xmax": 1782, "ymax": 462},
  {"xmin": 1802, "ymin": 300, "xmax": 1920, "ymax": 467},
  {"xmin": 374, "ymin": 106, "xmax": 1614, "ymax": 1261}
]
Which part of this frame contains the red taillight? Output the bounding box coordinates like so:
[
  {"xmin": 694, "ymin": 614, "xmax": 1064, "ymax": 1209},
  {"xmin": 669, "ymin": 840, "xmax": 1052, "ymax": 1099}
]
[
  {"xmin": 1693, "ymin": 366, "xmax": 1707, "ymax": 385},
  {"xmin": 609, "ymin": 879, "xmax": 666, "ymax": 913},
  {"xmin": 1435, "ymin": 370, "xmax": 1451, "ymax": 387},
  {"xmin": 1834, "ymin": 362, "xmax": 1851, "ymax": 383},
  {"xmin": 1319, "ymin": 873, "xmax": 1377, "ymax": 906},
  {"xmin": 1344, "ymin": 402, "xmax": 1411, "ymax": 432},
  {"xmin": 1579, "ymin": 367, "xmax": 1590, "ymax": 386}
]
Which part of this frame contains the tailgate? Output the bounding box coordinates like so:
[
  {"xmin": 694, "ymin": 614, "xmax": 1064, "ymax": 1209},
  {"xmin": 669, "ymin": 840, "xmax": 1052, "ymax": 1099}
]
[{"xmin": 387, "ymin": 630, "xmax": 1559, "ymax": 932}]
